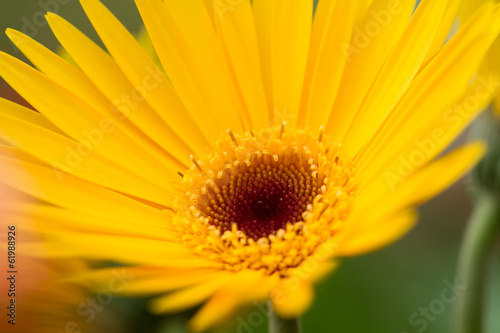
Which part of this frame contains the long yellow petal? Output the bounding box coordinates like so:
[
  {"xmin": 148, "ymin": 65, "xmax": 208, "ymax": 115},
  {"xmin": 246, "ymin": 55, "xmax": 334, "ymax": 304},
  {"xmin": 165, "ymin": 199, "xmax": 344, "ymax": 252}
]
[
  {"xmin": 188, "ymin": 270, "xmax": 275, "ymax": 333},
  {"xmin": 189, "ymin": 291, "xmax": 241, "ymax": 333},
  {"xmin": 337, "ymin": 210, "xmax": 417, "ymax": 256},
  {"xmin": 341, "ymin": 144, "xmax": 485, "ymax": 256},
  {"xmin": 0, "ymin": 111, "xmax": 174, "ymax": 205},
  {"xmin": 39, "ymin": 230, "xmax": 205, "ymax": 267},
  {"xmin": 79, "ymin": 0, "xmax": 211, "ymax": 154},
  {"xmin": 0, "ymin": 156, "xmax": 169, "ymax": 224},
  {"xmin": 135, "ymin": 0, "xmax": 246, "ymax": 137},
  {"xmin": 356, "ymin": 142, "xmax": 486, "ymax": 218},
  {"xmin": 3, "ymin": 203, "xmax": 176, "ymax": 238},
  {"xmin": 6, "ymin": 28, "xmax": 186, "ymax": 171},
  {"xmin": 45, "ymin": 13, "xmax": 193, "ymax": 167},
  {"xmin": 20, "ymin": 240, "xmax": 214, "ymax": 269},
  {"xmin": 270, "ymin": 0, "xmax": 312, "ymax": 127},
  {"xmin": 421, "ymin": 0, "xmax": 461, "ymax": 65},
  {"xmin": 0, "ymin": 97, "xmax": 63, "ymax": 134},
  {"xmin": 298, "ymin": 0, "xmax": 359, "ymax": 129},
  {"xmin": 213, "ymin": 0, "xmax": 270, "ymax": 128},
  {"xmin": 150, "ymin": 271, "xmax": 234, "ymax": 313},
  {"xmin": 325, "ymin": 0, "xmax": 415, "ymax": 148},
  {"xmin": 119, "ymin": 269, "xmax": 221, "ymax": 296},
  {"xmin": 339, "ymin": 0, "xmax": 449, "ymax": 157},
  {"xmin": 356, "ymin": 4, "xmax": 500, "ymax": 185},
  {"xmin": 360, "ymin": 75, "xmax": 496, "ymax": 189},
  {"xmin": 0, "ymin": 49, "xmax": 183, "ymax": 186},
  {"xmin": 0, "ymin": 145, "xmax": 46, "ymax": 166},
  {"xmin": 253, "ymin": 0, "xmax": 274, "ymax": 113}
]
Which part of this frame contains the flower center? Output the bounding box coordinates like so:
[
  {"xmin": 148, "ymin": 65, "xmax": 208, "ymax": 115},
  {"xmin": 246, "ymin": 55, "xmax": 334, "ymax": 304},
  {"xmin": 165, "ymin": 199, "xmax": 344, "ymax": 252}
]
[
  {"xmin": 204, "ymin": 161, "xmax": 320, "ymax": 240},
  {"xmin": 173, "ymin": 126, "xmax": 357, "ymax": 274}
]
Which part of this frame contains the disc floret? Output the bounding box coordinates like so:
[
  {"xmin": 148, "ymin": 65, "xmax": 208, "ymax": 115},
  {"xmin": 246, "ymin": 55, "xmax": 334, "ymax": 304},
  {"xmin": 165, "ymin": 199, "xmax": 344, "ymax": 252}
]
[{"xmin": 174, "ymin": 127, "xmax": 356, "ymax": 275}]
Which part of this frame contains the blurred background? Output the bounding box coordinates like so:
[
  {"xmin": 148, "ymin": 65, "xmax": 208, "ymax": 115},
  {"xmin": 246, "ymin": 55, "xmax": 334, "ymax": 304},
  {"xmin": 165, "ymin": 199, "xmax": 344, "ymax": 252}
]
[{"xmin": 0, "ymin": 1, "xmax": 499, "ymax": 333}]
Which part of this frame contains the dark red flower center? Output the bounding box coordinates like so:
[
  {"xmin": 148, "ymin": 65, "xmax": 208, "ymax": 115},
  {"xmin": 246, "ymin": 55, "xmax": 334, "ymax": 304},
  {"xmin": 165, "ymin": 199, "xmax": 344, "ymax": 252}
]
[{"xmin": 204, "ymin": 164, "xmax": 319, "ymax": 240}]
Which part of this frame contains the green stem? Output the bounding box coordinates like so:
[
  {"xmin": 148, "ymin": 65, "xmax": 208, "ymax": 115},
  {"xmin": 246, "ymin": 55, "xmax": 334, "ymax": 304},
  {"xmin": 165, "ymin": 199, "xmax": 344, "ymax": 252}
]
[
  {"xmin": 268, "ymin": 301, "xmax": 302, "ymax": 333},
  {"xmin": 454, "ymin": 193, "xmax": 500, "ymax": 333}
]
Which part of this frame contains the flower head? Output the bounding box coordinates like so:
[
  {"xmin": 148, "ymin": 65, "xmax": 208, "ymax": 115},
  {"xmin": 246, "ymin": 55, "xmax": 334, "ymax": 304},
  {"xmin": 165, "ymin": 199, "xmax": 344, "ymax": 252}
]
[{"xmin": 0, "ymin": 0, "xmax": 499, "ymax": 331}]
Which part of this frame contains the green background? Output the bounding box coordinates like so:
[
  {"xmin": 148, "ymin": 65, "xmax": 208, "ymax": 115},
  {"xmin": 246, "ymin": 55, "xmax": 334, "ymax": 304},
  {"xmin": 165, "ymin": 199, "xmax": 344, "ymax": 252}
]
[{"xmin": 0, "ymin": 1, "xmax": 499, "ymax": 332}]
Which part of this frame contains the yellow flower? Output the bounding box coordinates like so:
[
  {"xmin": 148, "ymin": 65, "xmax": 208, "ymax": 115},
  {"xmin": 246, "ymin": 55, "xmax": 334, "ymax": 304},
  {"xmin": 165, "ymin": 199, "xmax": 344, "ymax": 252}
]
[
  {"xmin": 0, "ymin": 0, "xmax": 499, "ymax": 331},
  {"xmin": 460, "ymin": 0, "xmax": 500, "ymax": 114}
]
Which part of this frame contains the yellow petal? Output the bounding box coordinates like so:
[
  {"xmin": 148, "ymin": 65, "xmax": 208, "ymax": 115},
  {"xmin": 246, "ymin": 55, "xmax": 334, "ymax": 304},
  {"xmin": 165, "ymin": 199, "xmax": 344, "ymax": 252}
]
[
  {"xmin": 135, "ymin": 0, "xmax": 246, "ymax": 137},
  {"xmin": 326, "ymin": 0, "xmax": 415, "ymax": 148},
  {"xmin": 360, "ymin": 75, "xmax": 496, "ymax": 189},
  {"xmin": 0, "ymin": 49, "xmax": 183, "ymax": 186},
  {"xmin": 6, "ymin": 28, "xmax": 183, "ymax": 171},
  {"xmin": 213, "ymin": 0, "xmax": 270, "ymax": 128},
  {"xmin": 421, "ymin": 0, "xmax": 461, "ymax": 65},
  {"xmin": 344, "ymin": 143, "xmax": 484, "ymax": 257},
  {"xmin": 0, "ymin": 97, "xmax": 63, "ymax": 134},
  {"xmin": 270, "ymin": 278, "xmax": 314, "ymax": 318},
  {"xmin": 79, "ymin": 0, "xmax": 210, "ymax": 154},
  {"xmin": 356, "ymin": 142, "xmax": 486, "ymax": 219},
  {"xmin": 290, "ymin": 259, "xmax": 340, "ymax": 284},
  {"xmin": 356, "ymin": 4, "xmax": 500, "ymax": 186},
  {"xmin": 0, "ymin": 155, "xmax": 169, "ymax": 224},
  {"xmin": 269, "ymin": 0, "xmax": 313, "ymax": 127},
  {"xmin": 150, "ymin": 271, "xmax": 234, "ymax": 313},
  {"xmin": 189, "ymin": 291, "xmax": 241, "ymax": 333},
  {"xmin": 0, "ymin": 144, "xmax": 46, "ymax": 166},
  {"xmin": 188, "ymin": 270, "xmax": 271, "ymax": 332},
  {"xmin": 45, "ymin": 12, "xmax": 192, "ymax": 167},
  {"xmin": 253, "ymin": 0, "xmax": 274, "ymax": 113},
  {"xmin": 459, "ymin": 0, "xmax": 489, "ymax": 21},
  {"xmin": 0, "ymin": 111, "xmax": 174, "ymax": 205},
  {"xmin": 118, "ymin": 268, "xmax": 221, "ymax": 296},
  {"xmin": 37, "ymin": 229, "xmax": 213, "ymax": 268},
  {"xmin": 337, "ymin": 210, "xmax": 417, "ymax": 256},
  {"xmin": 3, "ymin": 203, "xmax": 175, "ymax": 238},
  {"xmin": 254, "ymin": 0, "xmax": 313, "ymax": 126},
  {"xmin": 339, "ymin": 0, "xmax": 449, "ymax": 157},
  {"xmin": 298, "ymin": 0, "xmax": 359, "ymax": 129}
]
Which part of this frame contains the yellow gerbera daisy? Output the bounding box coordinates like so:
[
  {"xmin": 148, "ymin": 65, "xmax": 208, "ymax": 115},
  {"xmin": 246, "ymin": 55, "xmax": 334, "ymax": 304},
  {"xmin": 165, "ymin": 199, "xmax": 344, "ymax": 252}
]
[
  {"xmin": 1, "ymin": 0, "xmax": 500, "ymax": 331},
  {"xmin": 460, "ymin": 0, "xmax": 500, "ymax": 114}
]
